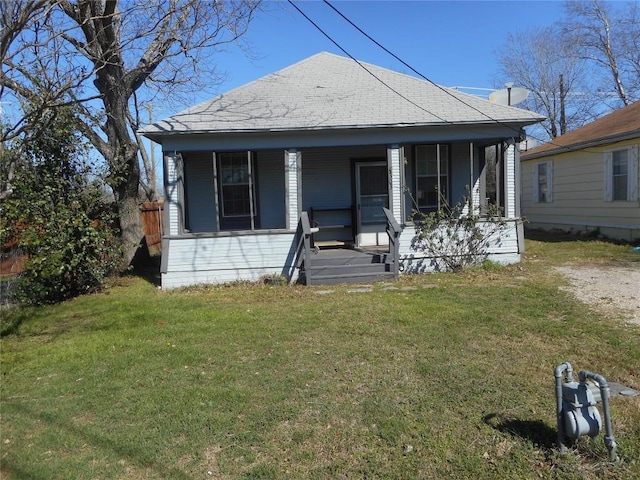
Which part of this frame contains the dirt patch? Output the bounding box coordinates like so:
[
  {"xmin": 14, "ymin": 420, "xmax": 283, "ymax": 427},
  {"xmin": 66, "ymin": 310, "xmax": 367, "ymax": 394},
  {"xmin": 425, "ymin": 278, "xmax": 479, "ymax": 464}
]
[{"xmin": 555, "ymin": 264, "xmax": 640, "ymax": 326}]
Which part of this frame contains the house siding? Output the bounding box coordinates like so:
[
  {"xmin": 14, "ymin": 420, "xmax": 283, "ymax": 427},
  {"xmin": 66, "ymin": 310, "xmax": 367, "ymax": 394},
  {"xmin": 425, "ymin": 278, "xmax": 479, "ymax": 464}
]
[
  {"xmin": 161, "ymin": 232, "xmax": 298, "ymax": 288},
  {"xmin": 183, "ymin": 152, "xmax": 217, "ymax": 232},
  {"xmin": 301, "ymin": 145, "xmax": 387, "ymax": 210},
  {"xmin": 257, "ymin": 151, "xmax": 286, "ymax": 229},
  {"xmin": 522, "ymin": 139, "xmax": 640, "ymax": 241}
]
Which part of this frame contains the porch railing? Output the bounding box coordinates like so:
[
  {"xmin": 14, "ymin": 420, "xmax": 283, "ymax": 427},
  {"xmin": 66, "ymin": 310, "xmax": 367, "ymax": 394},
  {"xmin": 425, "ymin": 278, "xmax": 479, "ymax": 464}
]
[
  {"xmin": 383, "ymin": 207, "xmax": 401, "ymax": 277},
  {"xmin": 294, "ymin": 211, "xmax": 318, "ymax": 284}
]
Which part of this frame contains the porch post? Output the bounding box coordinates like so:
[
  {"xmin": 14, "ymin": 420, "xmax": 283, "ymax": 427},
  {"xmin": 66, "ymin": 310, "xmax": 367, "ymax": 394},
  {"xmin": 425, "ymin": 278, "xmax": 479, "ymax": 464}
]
[
  {"xmin": 163, "ymin": 151, "xmax": 183, "ymax": 236},
  {"xmin": 470, "ymin": 143, "xmax": 480, "ymax": 215},
  {"xmin": 285, "ymin": 149, "xmax": 302, "ymax": 229},
  {"xmin": 504, "ymin": 140, "xmax": 517, "ymax": 219},
  {"xmin": 387, "ymin": 145, "xmax": 403, "ymax": 223},
  {"xmin": 511, "ymin": 139, "xmax": 525, "ymax": 253}
]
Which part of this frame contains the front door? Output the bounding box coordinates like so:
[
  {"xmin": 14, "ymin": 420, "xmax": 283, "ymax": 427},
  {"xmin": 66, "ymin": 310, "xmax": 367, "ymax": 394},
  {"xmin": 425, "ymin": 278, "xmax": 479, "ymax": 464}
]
[{"xmin": 356, "ymin": 162, "xmax": 389, "ymax": 247}]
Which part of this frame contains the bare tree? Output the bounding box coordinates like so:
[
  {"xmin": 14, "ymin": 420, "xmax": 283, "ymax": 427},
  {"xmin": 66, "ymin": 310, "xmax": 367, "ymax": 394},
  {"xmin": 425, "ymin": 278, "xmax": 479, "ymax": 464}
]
[
  {"xmin": 1, "ymin": 0, "xmax": 261, "ymax": 264},
  {"xmin": 562, "ymin": 0, "xmax": 640, "ymax": 107},
  {"xmin": 495, "ymin": 26, "xmax": 598, "ymax": 139}
]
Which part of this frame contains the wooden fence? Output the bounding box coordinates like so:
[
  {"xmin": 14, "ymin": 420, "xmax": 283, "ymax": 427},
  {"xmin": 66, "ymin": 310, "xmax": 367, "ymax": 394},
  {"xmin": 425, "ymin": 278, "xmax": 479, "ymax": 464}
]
[{"xmin": 140, "ymin": 200, "xmax": 164, "ymax": 256}]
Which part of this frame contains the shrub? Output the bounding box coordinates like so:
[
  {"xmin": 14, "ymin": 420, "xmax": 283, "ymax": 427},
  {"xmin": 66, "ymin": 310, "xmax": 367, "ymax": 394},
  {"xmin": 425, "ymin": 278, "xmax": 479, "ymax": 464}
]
[
  {"xmin": 411, "ymin": 195, "xmax": 507, "ymax": 272},
  {"xmin": 0, "ymin": 108, "xmax": 121, "ymax": 305}
]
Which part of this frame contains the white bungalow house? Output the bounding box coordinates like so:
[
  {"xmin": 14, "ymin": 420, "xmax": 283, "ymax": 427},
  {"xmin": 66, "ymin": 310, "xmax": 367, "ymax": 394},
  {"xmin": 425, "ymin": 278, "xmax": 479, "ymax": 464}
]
[
  {"xmin": 521, "ymin": 101, "xmax": 639, "ymax": 242},
  {"xmin": 141, "ymin": 52, "xmax": 544, "ymax": 288}
]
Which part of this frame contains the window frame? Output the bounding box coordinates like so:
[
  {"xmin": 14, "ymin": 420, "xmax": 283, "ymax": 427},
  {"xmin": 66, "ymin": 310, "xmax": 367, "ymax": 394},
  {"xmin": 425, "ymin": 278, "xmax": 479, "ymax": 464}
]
[
  {"xmin": 216, "ymin": 151, "xmax": 258, "ymax": 231},
  {"xmin": 534, "ymin": 160, "xmax": 553, "ymax": 203},
  {"xmin": 604, "ymin": 145, "xmax": 639, "ymax": 202},
  {"xmin": 414, "ymin": 144, "xmax": 450, "ymax": 210}
]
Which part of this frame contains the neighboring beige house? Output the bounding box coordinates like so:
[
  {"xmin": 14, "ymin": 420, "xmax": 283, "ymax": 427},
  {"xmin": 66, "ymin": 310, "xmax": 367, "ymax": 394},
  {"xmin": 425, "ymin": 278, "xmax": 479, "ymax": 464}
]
[{"xmin": 521, "ymin": 101, "xmax": 640, "ymax": 242}]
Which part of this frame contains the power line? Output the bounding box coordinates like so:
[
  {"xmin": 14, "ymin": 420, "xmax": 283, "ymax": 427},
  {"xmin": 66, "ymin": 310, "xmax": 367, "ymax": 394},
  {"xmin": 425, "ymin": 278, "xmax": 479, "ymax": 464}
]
[
  {"xmin": 286, "ymin": 0, "xmax": 460, "ymax": 126},
  {"xmin": 326, "ymin": 0, "xmax": 631, "ymax": 154},
  {"xmin": 321, "ymin": 0, "xmax": 525, "ymax": 138}
]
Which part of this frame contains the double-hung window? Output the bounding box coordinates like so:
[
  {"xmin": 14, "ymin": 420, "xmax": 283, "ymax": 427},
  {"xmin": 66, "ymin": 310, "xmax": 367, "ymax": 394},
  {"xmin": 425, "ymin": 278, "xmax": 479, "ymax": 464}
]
[
  {"xmin": 604, "ymin": 146, "xmax": 638, "ymax": 202},
  {"xmin": 534, "ymin": 161, "xmax": 553, "ymax": 203},
  {"xmin": 218, "ymin": 151, "xmax": 256, "ymax": 230},
  {"xmin": 415, "ymin": 144, "xmax": 449, "ymax": 210}
]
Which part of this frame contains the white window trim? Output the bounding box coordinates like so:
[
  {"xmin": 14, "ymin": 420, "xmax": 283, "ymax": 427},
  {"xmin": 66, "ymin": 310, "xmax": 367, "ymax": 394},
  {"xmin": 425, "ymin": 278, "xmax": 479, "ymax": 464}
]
[
  {"xmin": 604, "ymin": 145, "xmax": 639, "ymax": 202},
  {"xmin": 533, "ymin": 160, "xmax": 553, "ymax": 203}
]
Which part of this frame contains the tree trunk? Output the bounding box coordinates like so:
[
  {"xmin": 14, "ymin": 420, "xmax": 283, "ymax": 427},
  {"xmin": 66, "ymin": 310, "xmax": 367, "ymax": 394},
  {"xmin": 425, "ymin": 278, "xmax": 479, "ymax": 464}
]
[
  {"xmin": 116, "ymin": 190, "xmax": 145, "ymax": 268},
  {"xmin": 111, "ymin": 141, "xmax": 145, "ymax": 268}
]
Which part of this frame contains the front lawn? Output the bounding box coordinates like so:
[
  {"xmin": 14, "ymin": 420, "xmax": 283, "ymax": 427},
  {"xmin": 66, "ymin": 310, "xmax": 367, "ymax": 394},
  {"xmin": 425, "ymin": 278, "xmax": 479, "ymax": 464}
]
[{"xmin": 1, "ymin": 237, "xmax": 639, "ymax": 479}]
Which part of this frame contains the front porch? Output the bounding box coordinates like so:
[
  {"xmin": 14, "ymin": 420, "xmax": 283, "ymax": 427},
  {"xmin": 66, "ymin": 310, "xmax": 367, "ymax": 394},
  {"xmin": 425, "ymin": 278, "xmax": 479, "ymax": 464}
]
[{"xmin": 158, "ymin": 139, "xmax": 521, "ymax": 288}]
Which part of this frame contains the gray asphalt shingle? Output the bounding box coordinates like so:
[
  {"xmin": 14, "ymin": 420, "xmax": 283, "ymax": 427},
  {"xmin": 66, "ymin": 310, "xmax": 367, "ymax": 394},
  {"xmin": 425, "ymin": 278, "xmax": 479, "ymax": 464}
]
[{"xmin": 142, "ymin": 52, "xmax": 543, "ymax": 136}]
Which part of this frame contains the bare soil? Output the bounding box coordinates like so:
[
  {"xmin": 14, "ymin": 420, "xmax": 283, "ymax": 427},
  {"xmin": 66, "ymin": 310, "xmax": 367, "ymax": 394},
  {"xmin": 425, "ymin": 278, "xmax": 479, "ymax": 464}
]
[{"xmin": 555, "ymin": 264, "xmax": 640, "ymax": 326}]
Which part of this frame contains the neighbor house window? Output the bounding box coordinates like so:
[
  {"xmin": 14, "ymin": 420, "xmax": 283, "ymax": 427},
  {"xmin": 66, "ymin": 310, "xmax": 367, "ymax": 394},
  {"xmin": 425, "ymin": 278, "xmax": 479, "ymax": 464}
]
[
  {"xmin": 534, "ymin": 161, "xmax": 553, "ymax": 203},
  {"xmin": 605, "ymin": 146, "xmax": 639, "ymax": 202},
  {"xmin": 415, "ymin": 144, "xmax": 449, "ymax": 209}
]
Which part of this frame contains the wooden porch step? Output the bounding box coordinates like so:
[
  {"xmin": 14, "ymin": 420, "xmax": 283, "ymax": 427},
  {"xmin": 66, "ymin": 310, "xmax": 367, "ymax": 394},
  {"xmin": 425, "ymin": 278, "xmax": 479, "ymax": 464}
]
[
  {"xmin": 307, "ymin": 271, "xmax": 396, "ymax": 286},
  {"xmin": 307, "ymin": 262, "xmax": 389, "ymax": 277}
]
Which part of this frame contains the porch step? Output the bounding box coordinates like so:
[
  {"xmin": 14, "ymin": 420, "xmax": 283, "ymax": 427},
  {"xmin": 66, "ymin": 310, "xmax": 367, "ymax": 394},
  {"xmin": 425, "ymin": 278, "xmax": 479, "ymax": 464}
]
[
  {"xmin": 307, "ymin": 270, "xmax": 395, "ymax": 286},
  {"xmin": 306, "ymin": 262, "xmax": 390, "ymax": 277},
  {"xmin": 301, "ymin": 247, "xmax": 394, "ymax": 285}
]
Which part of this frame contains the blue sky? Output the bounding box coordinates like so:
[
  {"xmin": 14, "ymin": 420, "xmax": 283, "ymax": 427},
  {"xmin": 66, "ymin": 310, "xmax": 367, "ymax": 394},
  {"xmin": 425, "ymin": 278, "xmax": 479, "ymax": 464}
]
[{"xmin": 181, "ymin": 0, "xmax": 566, "ymax": 112}]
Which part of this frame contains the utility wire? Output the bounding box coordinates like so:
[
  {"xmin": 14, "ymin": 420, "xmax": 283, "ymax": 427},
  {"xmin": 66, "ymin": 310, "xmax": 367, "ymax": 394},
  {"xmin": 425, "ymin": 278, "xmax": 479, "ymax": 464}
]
[
  {"xmin": 286, "ymin": 0, "xmax": 455, "ymax": 126},
  {"xmin": 321, "ymin": 0, "xmax": 529, "ymax": 140},
  {"xmin": 317, "ymin": 0, "xmax": 592, "ymax": 152}
]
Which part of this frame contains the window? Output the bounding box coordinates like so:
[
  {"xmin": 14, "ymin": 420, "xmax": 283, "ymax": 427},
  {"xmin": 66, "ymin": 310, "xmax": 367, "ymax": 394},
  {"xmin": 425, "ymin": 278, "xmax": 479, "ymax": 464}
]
[
  {"xmin": 605, "ymin": 146, "xmax": 638, "ymax": 202},
  {"xmin": 534, "ymin": 161, "xmax": 553, "ymax": 203},
  {"xmin": 415, "ymin": 144, "xmax": 449, "ymax": 209},
  {"xmin": 218, "ymin": 152, "xmax": 256, "ymax": 230}
]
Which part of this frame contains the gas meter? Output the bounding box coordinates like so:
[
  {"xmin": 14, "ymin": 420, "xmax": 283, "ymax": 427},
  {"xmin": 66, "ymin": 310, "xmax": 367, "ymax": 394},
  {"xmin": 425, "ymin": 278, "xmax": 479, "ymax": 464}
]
[{"xmin": 554, "ymin": 362, "xmax": 617, "ymax": 461}]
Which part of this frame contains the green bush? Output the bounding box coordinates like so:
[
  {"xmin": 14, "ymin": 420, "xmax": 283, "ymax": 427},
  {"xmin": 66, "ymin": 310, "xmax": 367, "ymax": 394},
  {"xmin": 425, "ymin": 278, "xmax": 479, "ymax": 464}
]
[{"xmin": 1, "ymin": 108, "xmax": 121, "ymax": 305}]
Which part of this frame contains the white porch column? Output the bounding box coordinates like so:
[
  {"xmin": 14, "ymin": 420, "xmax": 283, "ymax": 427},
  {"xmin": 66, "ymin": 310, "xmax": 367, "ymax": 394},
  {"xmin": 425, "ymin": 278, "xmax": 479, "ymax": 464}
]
[
  {"xmin": 470, "ymin": 143, "xmax": 481, "ymax": 215},
  {"xmin": 387, "ymin": 145, "xmax": 404, "ymax": 222},
  {"xmin": 285, "ymin": 149, "xmax": 302, "ymax": 229},
  {"xmin": 164, "ymin": 151, "xmax": 183, "ymax": 236},
  {"xmin": 504, "ymin": 140, "xmax": 518, "ymax": 218}
]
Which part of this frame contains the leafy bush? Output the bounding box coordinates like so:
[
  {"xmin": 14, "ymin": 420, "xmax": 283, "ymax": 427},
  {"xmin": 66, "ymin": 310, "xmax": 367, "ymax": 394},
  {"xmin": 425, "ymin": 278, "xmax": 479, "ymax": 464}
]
[
  {"xmin": 0, "ymin": 108, "xmax": 121, "ymax": 305},
  {"xmin": 411, "ymin": 196, "xmax": 507, "ymax": 272}
]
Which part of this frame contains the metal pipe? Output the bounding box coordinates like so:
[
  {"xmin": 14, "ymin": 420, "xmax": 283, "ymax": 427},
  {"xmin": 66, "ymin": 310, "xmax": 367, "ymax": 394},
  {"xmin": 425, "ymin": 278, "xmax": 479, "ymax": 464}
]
[
  {"xmin": 580, "ymin": 370, "xmax": 618, "ymax": 462},
  {"xmin": 554, "ymin": 362, "xmax": 574, "ymax": 454}
]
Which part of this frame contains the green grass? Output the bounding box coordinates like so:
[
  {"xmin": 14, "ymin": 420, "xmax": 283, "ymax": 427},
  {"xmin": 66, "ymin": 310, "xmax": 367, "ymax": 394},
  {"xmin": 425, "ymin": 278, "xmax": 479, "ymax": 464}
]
[{"xmin": 1, "ymin": 236, "xmax": 639, "ymax": 479}]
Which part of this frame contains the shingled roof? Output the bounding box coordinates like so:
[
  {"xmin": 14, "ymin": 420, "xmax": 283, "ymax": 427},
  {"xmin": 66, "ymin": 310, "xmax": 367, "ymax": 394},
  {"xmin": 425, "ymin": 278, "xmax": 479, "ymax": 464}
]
[
  {"xmin": 142, "ymin": 52, "xmax": 543, "ymax": 139},
  {"xmin": 522, "ymin": 100, "xmax": 640, "ymax": 160}
]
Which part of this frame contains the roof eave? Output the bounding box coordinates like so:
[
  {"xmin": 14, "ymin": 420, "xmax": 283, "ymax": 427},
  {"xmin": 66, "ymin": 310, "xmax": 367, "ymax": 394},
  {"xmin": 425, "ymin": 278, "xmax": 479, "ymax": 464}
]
[
  {"xmin": 141, "ymin": 117, "xmax": 542, "ymax": 142},
  {"xmin": 522, "ymin": 129, "xmax": 640, "ymax": 161}
]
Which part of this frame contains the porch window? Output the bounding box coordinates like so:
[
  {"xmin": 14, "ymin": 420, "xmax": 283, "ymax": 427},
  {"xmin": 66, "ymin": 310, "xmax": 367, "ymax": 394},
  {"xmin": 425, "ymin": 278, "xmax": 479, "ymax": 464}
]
[
  {"xmin": 604, "ymin": 146, "xmax": 638, "ymax": 202},
  {"xmin": 415, "ymin": 144, "xmax": 449, "ymax": 209},
  {"xmin": 217, "ymin": 151, "xmax": 256, "ymax": 230}
]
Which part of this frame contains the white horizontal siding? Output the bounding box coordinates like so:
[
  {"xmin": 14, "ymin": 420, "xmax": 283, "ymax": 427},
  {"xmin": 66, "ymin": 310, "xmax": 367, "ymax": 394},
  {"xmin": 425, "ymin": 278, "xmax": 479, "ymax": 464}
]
[{"xmin": 162, "ymin": 232, "xmax": 297, "ymax": 288}]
